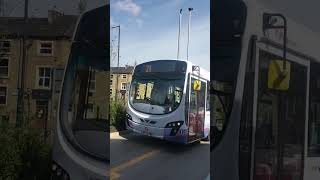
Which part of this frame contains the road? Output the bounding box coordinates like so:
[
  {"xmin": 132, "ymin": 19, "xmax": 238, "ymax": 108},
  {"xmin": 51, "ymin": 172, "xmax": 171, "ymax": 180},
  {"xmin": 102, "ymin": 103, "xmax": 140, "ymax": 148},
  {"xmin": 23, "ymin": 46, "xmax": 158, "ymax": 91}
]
[{"xmin": 110, "ymin": 131, "xmax": 210, "ymax": 180}]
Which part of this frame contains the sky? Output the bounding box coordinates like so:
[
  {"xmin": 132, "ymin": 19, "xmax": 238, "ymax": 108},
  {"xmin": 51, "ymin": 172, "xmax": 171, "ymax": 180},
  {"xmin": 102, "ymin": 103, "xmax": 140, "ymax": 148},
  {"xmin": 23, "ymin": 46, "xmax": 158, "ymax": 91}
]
[
  {"xmin": 1, "ymin": 0, "xmax": 107, "ymax": 17},
  {"xmin": 110, "ymin": 0, "xmax": 210, "ymax": 71}
]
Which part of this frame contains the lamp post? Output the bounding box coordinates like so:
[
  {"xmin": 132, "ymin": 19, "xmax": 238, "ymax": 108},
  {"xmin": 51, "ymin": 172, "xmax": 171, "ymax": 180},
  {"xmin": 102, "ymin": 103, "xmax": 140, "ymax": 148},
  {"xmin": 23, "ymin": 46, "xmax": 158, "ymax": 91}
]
[
  {"xmin": 187, "ymin": 8, "xmax": 193, "ymax": 61},
  {"xmin": 177, "ymin": 9, "xmax": 182, "ymax": 59},
  {"xmin": 112, "ymin": 25, "xmax": 120, "ymax": 102}
]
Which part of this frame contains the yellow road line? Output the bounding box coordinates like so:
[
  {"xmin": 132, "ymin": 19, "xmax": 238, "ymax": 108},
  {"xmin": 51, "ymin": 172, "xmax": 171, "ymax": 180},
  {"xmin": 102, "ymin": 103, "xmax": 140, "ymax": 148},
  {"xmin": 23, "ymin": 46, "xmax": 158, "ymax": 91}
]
[{"xmin": 111, "ymin": 150, "xmax": 160, "ymax": 180}]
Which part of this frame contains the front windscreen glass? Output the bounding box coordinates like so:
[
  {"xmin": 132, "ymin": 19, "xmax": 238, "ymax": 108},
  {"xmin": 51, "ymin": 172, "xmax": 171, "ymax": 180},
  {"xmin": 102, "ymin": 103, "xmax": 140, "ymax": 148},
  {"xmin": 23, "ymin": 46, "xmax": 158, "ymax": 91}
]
[{"xmin": 129, "ymin": 61, "xmax": 187, "ymax": 115}]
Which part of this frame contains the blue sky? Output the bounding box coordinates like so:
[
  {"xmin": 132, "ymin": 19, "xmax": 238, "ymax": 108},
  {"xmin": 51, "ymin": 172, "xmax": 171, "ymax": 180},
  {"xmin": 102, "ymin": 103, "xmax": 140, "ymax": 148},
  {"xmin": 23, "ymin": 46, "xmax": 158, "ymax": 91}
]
[
  {"xmin": 111, "ymin": 0, "xmax": 210, "ymax": 71},
  {"xmin": 3, "ymin": 0, "xmax": 106, "ymax": 17}
]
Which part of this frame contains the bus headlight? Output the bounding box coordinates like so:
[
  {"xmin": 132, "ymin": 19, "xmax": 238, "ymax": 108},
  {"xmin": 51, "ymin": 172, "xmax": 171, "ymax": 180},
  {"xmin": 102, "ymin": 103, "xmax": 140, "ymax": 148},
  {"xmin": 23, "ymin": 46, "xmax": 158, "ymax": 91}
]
[{"xmin": 165, "ymin": 121, "xmax": 184, "ymax": 136}]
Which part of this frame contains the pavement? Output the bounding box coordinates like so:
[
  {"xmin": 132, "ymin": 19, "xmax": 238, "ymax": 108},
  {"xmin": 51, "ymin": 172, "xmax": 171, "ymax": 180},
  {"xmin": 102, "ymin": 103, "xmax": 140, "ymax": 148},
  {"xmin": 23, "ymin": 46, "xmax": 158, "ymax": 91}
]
[{"xmin": 110, "ymin": 130, "xmax": 210, "ymax": 180}]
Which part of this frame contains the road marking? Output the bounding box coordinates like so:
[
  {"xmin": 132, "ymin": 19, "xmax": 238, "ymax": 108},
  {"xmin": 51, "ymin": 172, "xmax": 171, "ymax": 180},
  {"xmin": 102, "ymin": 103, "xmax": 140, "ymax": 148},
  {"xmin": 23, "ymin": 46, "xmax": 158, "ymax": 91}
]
[{"xmin": 111, "ymin": 150, "xmax": 160, "ymax": 180}]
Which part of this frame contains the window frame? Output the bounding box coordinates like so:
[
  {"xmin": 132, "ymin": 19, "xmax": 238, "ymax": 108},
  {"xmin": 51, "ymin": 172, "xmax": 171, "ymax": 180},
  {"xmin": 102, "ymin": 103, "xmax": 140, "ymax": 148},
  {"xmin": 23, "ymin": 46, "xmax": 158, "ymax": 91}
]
[
  {"xmin": 121, "ymin": 82, "xmax": 127, "ymax": 90},
  {"xmin": 38, "ymin": 41, "xmax": 54, "ymax": 56},
  {"xmin": 0, "ymin": 56, "xmax": 9, "ymax": 78},
  {"xmin": 0, "ymin": 40, "xmax": 11, "ymax": 55},
  {"xmin": 0, "ymin": 86, "xmax": 8, "ymax": 105},
  {"xmin": 36, "ymin": 66, "xmax": 52, "ymax": 90}
]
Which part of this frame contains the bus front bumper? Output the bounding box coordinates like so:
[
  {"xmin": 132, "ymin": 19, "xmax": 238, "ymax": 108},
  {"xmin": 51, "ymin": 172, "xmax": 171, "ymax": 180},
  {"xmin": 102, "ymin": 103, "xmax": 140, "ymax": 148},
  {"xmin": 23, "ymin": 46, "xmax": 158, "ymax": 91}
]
[{"xmin": 127, "ymin": 119, "xmax": 188, "ymax": 144}]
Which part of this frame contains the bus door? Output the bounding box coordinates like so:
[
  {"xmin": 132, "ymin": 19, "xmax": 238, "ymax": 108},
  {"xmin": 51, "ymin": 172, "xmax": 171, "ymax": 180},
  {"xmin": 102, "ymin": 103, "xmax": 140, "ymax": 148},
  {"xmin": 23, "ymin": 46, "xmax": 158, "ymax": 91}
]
[
  {"xmin": 252, "ymin": 44, "xmax": 309, "ymax": 180},
  {"xmin": 188, "ymin": 76, "xmax": 207, "ymax": 141}
]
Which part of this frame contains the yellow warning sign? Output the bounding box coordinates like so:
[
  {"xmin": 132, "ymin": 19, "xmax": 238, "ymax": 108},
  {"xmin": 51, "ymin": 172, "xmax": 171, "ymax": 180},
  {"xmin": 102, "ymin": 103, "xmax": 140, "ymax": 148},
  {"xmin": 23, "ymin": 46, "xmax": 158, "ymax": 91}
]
[
  {"xmin": 193, "ymin": 80, "xmax": 201, "ymax": 91},
  {"xmin": 267, "ymin": 60, "xmax": 291, "ymax": 91}
]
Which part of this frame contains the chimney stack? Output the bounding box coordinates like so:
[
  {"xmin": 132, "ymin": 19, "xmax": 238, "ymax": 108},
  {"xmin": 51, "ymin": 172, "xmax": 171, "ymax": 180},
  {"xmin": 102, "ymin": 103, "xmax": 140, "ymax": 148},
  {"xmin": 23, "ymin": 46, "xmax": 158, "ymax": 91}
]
[{"xmin": 48, "ymin": 9, "xmax": 63, "ymax": 24}]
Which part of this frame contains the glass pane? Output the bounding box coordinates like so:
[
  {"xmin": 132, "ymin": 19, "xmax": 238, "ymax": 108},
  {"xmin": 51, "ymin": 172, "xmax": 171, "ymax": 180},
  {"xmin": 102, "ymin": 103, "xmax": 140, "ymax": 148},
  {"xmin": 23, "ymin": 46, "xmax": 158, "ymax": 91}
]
[
  {"xmin": 3, "ymin": 41, "xmax": 10, "ymax": 48},
  {"xmin": 254, "ymin": 50, "xmax": 306, "ymax": 180},
  {"xmin": 188, "ymin": 78, "xmax": 206, "ymax": 140},
  {"xmin": 0, "ymin": 97, "xmax": 6, "ymax": 104},
  {"xmin": 41, "ymin": 43, "xmax": 52, "ymax": 48},
  {"xmin": 45, "ymin": 68, "xmax": 51, "ymax": 77},
  {"xmin": 0, "ymin": 67, "xmax": 8, "ymax": 77},
  {"xmin": 0, "ymin": 87, "xmax": 6, "ymax": 104},
  {"xmin": 39, "ymin": 68, "xmax": 44, "ymax": 76},
  {"xmin": 39, "ymin": 78, "xmax": 43, "ymax": 86},
  {"xmin": 44, "ymin": 78, "xmax": 50, "ymax": 87},
  {"xmin": 40, "ymin": 49, "xmax": 52, "ymax": 54},
  {"xmin": 0, "ymin": 58, "xmax": 8, "ymax": 66}
]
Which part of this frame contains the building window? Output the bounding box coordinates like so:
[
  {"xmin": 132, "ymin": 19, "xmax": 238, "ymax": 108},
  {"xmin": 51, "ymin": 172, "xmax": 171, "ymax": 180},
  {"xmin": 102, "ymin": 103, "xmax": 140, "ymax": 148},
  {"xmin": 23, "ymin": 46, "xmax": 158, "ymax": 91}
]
[
  {"xmin": 37, "ymin": 67, "xmax": 52, "ymax": 89},
  {"xmin": 110, "ymin": 88, "xmax": 112, "ymax": 95},
  {"xmin": 111, "ymin": 74, "xmax": 113, "ymax": 79},
  {"xmin": 0, "ymin": 40, "xmax": 11, "ymax": 54},
  {"xmin": 122, "ymin": 74, "xmax": 127, "ymax": 79},
  {"xmin": 0, "ymin": 57, "xmax": 9, "ymax": 78},
  {"xmin": 38, "ymin": 41, "xmax": 53, "ymax": 56},
  {"xmin": 121, "ymin": 83, "xmax": 127, "ymax": 90},
  {"xmin": 110, "ymin": 79, "xmax": 113, "ymax": 85},
  {"xmin": 89, "ymin": 71, "xmax": 96, "ymax": 92},
  {"xmin": 0, "ymin": 87, "xmax": 7, "ymax": 105}
]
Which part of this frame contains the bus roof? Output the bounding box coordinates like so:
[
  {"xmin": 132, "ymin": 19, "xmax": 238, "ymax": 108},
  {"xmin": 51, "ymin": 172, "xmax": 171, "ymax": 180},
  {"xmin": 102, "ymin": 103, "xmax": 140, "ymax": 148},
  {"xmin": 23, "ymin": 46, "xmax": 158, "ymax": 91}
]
[{"xmin": 134, "ymin": 59, "xmax": 210, "ymax": 81}]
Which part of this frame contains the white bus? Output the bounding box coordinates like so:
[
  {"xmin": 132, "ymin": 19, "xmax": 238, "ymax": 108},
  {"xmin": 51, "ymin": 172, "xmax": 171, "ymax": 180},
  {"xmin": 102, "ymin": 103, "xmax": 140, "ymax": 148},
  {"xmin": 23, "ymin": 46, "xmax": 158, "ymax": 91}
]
[
  {"xmin": 126, "ymin": 60, "xmax": 210, "ymax": 144},
  {"xmin": 52, "ymin": 4, "xmax": 109, "ymax": 180},
  {"xmin": 211, "ymin": 0, "xmax": 320, "ymax": 180}
]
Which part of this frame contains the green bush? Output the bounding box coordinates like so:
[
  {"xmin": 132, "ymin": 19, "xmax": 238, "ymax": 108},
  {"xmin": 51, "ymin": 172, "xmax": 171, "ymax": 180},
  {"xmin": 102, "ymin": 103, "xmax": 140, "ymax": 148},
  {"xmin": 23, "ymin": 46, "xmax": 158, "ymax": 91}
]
[
  {"xmin": 110, "ymin": 102, "xmax": 127, "ymax": 131},
  {"xmin": 0, "ymin": 125, "xmax": 52, "ymax": 180}
]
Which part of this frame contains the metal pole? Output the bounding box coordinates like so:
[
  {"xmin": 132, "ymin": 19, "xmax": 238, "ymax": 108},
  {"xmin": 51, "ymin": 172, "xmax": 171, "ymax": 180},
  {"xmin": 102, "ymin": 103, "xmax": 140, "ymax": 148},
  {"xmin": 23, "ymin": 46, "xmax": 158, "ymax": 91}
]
[
  {"xmin": 16, "ymin": 0, "xmax": 28, "ymax": 127},
  {"xmin": 187, "ymin": 8, "xmax": 193, "ymax": 61},
  {"xmin": 112, "ymin": 25, "xmax": 121, "ymax": 102},
  {"xmin": 177, "ymin": 9, "xmax": 182, "ymax": 59}
]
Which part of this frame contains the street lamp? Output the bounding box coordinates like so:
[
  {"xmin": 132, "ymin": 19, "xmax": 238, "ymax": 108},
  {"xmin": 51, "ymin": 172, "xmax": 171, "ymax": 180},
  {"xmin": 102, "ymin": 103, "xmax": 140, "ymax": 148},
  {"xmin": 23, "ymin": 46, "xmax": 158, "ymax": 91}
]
[
  {"xmin": 187, "ymin": 8, "xmax": 193, "ymax": 61},
  {"xmin": 111, "ymin": 25, "xmax": 120, "ymax": 102}
]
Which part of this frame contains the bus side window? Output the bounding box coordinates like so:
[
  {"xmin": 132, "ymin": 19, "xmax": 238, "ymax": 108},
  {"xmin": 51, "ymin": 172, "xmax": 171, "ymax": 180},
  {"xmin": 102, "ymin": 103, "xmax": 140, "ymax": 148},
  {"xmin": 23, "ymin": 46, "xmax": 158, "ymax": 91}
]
[{"xmin": 309, "ymin": 62, "xmax": 320, "ymax": 156}]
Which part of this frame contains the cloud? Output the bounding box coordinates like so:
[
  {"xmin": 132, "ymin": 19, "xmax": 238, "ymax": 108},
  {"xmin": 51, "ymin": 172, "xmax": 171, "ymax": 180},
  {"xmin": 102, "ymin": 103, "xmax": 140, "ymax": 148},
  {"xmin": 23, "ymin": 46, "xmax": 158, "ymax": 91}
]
[
  {"xmin": 118, "ymin": 16, "xmax": 210, "ymax": 70},
  {"xmin": 114, "ymin": 0, "xmax": 141, "ymax": 16}
]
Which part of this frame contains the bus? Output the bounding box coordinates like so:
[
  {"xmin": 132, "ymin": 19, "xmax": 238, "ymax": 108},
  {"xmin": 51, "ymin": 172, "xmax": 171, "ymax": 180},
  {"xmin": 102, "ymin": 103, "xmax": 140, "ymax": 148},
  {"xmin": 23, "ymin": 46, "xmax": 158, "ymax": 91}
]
[
  {"xmin": 51, "ymin": 4, "xmax": 109, "ymax": 180},
  {"xmin": 126, "ymin": 60, "xmax": 210, "ymax": 144},
  {"xmin": 211, "ymin": 0, "xmax": 320, "ymax": 180}
]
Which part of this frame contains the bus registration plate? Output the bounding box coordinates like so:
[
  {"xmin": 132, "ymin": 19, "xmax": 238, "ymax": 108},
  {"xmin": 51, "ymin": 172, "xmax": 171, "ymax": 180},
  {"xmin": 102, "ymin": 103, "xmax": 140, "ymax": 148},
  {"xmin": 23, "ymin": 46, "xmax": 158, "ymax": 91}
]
[{"xmin": 142, "ymin": 127, "xmax": 151, "ymax": 136}]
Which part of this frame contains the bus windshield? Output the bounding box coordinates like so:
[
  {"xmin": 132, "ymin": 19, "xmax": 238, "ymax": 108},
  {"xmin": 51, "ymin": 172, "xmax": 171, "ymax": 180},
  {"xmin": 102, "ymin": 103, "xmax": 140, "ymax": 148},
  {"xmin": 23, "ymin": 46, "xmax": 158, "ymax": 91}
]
[{"xmin": 129, "ymin": 61, "xmax": 187, "ymax": 115}]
